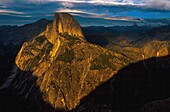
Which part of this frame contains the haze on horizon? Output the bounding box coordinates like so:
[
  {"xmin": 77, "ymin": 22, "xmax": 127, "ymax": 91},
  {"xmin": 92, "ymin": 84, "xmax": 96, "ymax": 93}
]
[{"xmin": 0, "ymin": 0, "xmax": 170, "ymax": 26}]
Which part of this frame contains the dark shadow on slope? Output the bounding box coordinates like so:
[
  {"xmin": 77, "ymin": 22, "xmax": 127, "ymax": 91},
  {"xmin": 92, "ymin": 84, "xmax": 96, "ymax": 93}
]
[
  {"xmin": 73, "ymin": 55, "xmax": 170, "ymax": 112},
  {"xmin": 84, "ymin": 34, "xmax": 109, "ymax": 47},
  {"xmin": 0, "ymin": 65, "xmax": 63, "ymax": 112},
  {"xmin": 0, "ymin": 44, "xmax": 22, "ymax": 86},
  {"xmin": 0, "ymin": 19, "xmax": 49, "ymax": 85}
]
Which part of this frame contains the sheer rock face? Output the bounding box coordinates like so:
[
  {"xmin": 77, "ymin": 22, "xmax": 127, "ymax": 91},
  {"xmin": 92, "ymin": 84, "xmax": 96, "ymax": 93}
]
[
  {"xmin": 55, "ymin": 13, "xmax": 84, "ymax": 38},
  {"xmin": 45, "ymin": 13, "xmax": 84, "ymax": 44},
  {"xmin": 15, "ymin": 13, "xmax": 130, "ymax": 111}
]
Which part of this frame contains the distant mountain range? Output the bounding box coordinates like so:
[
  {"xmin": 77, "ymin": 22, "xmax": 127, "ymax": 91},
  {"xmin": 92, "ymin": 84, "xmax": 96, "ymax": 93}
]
[{"xmin": 82, "ymin": 24, "xmax": 170, "ymax": 47}]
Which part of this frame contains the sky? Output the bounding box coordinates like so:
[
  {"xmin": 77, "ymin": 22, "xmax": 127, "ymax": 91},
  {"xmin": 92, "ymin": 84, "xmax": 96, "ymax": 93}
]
[{"xmin": 0, "ymin": 0, "xmax": 170, "ymax": 26}]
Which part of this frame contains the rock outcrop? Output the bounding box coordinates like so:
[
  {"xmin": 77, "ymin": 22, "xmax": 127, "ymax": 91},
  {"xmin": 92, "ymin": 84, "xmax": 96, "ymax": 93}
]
[
  {"xmin": 112, "ymin": 40, "xmax": 170, "ymax": 62},
  {"xmin": 44, "ymin": 13, "xmax": 84, "ymax": 44},
  {"xmin": 15, "ymin": 13, "xmax": 131, "ymax": 111},
  {"xmin": 0, "ymin": 19, "xmax": 49, "ymax": 87}
]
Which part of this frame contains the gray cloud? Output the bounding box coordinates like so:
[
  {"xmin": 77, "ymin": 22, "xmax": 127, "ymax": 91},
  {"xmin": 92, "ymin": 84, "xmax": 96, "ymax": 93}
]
[
  {"xmin": 0, "ymin": 0, "xmax": 140, "ymax": 6},
  {"xmin": 0, "ymin": 0, "xmax": 170, "ymax": 11},
  {"xmin": 0, "ymin": 5, "xmax": 7, "ymax": 8},
  {"xmin": 142, "ymin": 0, "xmax": 170, "ymax": 10},
  {"xmin": 60, "ymin": 2, "xmax": 74, "ymax": 8}
]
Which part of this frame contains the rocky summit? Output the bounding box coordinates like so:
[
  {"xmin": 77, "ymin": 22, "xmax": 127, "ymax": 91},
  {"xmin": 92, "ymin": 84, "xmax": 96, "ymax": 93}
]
[{"xmin": 15, "ymin": 13, "xmax": 131, "ymax": 111}]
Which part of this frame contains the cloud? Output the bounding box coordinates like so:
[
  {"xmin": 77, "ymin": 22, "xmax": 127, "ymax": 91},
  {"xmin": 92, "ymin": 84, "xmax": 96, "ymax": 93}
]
[
  {"xmin": 53, "ymin": 0, "xmax": 141, "ymax": 6},
  {"xmin": 104, "ymin": 17, "xmax": 134, "ymax": 21},
  {"xmin": 60, "ymin": 2, "xmax": 74, "ymax": 8},
  {"xmin": 56, "ymin": 8, "xmax": 141, "ymax": 22},
  {"xmin": 56, "ymin": 8, "xmax": 106, "ymax": 18},
  {"xmin": 57, "ymin": 9, "xmax": 85, "ymax": 13},
  {"xmin": 22, "ymin": 0, "xmax": 170, "ymax": 10},
  {"xmin": 0, "ymin": 5, "xmax": 7, "ymax": 8},
  {"xmin": 143, "ymin": 0, "xmax": 170, "ymax": 10},
  {"xmin": 104, "ymin": 16, "xmax": 144, "ymax": 22},
  {"xmin": 0, "ymin": 9, "xmax": 24, "ymax": 14},
  {"xmin": 8, "ymin": 0, "xmax": 140, "ymax": 6},
  {"xmin": 88, "ymin": 0, "xmax": 137, "ymax": 6},
  {"xmin": 1, "ymin": 0, "xmax": 170, "ymax": 11}
]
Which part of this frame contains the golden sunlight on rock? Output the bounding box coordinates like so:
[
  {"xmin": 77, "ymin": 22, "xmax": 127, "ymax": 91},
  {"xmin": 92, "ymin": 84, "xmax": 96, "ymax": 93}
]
[{"xmin": 15, "ymin": 13, "xmax": 132, "ymax": 111}]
